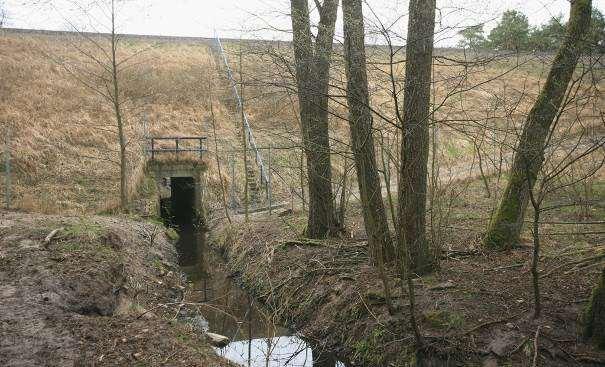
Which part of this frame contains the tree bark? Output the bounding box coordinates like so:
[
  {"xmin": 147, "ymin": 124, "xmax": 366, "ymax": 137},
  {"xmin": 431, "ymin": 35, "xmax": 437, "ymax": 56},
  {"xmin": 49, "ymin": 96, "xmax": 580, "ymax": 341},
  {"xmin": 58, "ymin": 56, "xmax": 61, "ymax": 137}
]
[
  {"xmin": 342, "ymin": 0, "xmax": 394, "ymax": 263},
  {"xmin": 290, "ymin": 0, "xmax": 339, "ymax": 238},
  {"xmin": 397, "ymin": 0, "xmax": 436, "ymax": 275},
  {"xmin": 484, "ymin": 0, "xmax": 592, "ymax": 249}
]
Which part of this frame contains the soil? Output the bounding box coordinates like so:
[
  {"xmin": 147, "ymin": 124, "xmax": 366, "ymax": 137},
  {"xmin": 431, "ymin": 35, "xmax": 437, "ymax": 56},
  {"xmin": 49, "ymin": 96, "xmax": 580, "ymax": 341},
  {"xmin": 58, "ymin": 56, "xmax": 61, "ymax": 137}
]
[
  {"xmin": 0, "ymin": 211, "xmax": 233, "ymax": 367},
  {"xmin": 209, "ymin": 179, "xmax": 605, "ymax": 366}
]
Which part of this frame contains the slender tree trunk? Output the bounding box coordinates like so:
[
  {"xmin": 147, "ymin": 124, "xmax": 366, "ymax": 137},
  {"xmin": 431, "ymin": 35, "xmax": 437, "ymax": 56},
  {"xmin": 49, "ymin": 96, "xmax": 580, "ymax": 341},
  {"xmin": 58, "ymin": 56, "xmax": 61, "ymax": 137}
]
[
  {"xmin": 397, "ymin": 0, "xmax": 436, "ymax": 275},
  {"xmin": 484, "ymin": 0, "xmax": 592, "ymax": 249},
  {"xmin": 290, "ymin": 0, "xmax": 339, "ymax": 238},
  {"xmin": 380, "ymin": 134, "xmax": 397, "ymax": 226},
  {"xmin": 300, "ymin": 148, "xmax": 306, "ymax": 212},
  {"xmin": 241, "ymin": 96, "xmax": 249, "ymax": 222},
  {"xmin": 110, "ymin": 0, "xmax": 128, "ymax": 211},
  {"xmin": 531, "ymin": 206, "xmax": 541, "ymax": 318},
  {"xmin": 338, "ymin": 157, "xmax": 349, "ymax": 225},
  {"xmin": 342, "ymin": 0, "xmax": 394, "ymax": 263},
  {"xmin": 210, "ymin": 101, "xmax": 232, "ymax": 224}
]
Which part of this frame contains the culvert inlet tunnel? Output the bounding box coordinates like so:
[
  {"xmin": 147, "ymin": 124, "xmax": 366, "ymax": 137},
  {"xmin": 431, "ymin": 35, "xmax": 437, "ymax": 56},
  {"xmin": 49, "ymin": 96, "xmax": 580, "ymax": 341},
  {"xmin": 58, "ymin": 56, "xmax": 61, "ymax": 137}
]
[{"xmin": 160, "ymin": 176, "xmax": 201, "ymax": 266}]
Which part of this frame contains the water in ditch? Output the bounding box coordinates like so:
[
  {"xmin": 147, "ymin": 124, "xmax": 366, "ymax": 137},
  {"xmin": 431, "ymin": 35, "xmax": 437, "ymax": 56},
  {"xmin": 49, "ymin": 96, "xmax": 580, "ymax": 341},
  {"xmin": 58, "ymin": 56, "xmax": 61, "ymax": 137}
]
[
  {"xmin": 175, "ymin": 224, "xmax": 346, "ymax": 367},
  {"xmin": 162, "ymin": 177, "xmax": 345, "ymax": 366}
]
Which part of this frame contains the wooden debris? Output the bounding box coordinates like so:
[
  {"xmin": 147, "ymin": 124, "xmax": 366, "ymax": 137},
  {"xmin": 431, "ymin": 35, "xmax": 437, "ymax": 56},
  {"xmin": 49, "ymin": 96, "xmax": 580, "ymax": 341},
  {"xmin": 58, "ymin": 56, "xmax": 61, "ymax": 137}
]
[{"xmin": 429, "ymin": 280, "xmax": 456, "ymax": 291}]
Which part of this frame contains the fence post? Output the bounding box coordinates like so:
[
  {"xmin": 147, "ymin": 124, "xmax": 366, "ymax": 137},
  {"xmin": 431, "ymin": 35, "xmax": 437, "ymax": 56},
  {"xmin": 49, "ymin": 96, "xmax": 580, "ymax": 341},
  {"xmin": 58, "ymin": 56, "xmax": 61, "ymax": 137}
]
[{"xmin": 4, "ymin": 127, "xmax": 11, "ymax": 210}]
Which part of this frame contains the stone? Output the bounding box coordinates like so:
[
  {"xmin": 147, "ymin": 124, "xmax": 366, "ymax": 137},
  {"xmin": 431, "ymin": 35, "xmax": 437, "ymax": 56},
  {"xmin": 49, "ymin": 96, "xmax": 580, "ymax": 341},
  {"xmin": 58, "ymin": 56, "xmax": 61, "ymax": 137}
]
[{"xmin": 206, "ymin": 332, "xmax": 230, "ymax": 348}]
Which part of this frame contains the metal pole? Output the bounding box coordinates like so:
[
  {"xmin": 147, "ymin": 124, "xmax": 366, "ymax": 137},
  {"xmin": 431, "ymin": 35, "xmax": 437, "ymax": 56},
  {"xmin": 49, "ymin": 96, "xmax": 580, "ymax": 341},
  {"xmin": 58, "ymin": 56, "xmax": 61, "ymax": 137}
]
[
  {"xmin": 215, "ymin": 34, "xmax": 269, "ymax": 186},
  {"xmin": 143, "ymin": 107, "xmax": 150, "ymax": 158},
  {"xmin": 268, "ymin": 145, "xmax": 272, "ymax": 215},
  {"xmin": 230, "ymin": 154, "xmax": 236, "ymax": 208},
  {"xmin": 4, "ymin": 128, "xmax": 11, "ymax": 210}
]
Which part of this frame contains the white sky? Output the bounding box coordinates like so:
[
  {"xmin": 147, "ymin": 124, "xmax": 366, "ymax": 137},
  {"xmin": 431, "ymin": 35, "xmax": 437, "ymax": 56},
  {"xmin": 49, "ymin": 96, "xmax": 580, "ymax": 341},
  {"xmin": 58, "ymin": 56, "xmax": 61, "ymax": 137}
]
[{"xmin": 3, "ymin": 0, "xmax": 605, "ymax": 46}]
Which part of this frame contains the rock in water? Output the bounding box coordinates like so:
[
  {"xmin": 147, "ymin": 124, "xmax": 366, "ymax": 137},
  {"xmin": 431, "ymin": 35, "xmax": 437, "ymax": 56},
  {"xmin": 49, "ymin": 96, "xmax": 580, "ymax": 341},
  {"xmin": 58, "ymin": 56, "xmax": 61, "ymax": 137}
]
[{"xmin": 206, "ymin": 332, "xmax": 230, "ymax": 348}]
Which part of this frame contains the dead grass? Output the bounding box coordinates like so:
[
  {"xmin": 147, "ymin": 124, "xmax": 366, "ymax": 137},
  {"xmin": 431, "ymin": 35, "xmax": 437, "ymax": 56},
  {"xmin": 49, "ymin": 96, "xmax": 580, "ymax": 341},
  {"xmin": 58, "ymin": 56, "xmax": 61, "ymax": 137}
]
[
  {"xmin": 1, "ymin": 30, "xmax": 603, "ymax": 216},
  {"xmin": 0, "ymin": 30, "xmax": 234, "ymax": 213},
  {"xmin": 211, "ymin": 175, "xmax": 605, "ymax": 366}
]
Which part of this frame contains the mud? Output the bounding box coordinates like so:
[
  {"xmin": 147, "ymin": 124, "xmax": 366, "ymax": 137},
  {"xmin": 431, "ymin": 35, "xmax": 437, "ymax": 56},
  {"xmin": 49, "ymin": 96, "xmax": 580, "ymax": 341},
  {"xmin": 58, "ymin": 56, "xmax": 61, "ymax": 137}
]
[{"xmin": 0, "ymin": 211, "xmax": 232, "ymax": 366}]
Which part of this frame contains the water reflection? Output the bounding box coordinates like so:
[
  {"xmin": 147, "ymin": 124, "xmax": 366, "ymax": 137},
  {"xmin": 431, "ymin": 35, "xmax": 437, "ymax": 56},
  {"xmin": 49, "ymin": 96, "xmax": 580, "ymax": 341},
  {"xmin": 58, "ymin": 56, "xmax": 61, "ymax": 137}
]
[
  {"xmin": 177, "ymin": 227, "xmax": 344, "ymax": 367},
  {"xmin": 217, "ymin": 336, "xmax": 345, "ymax": 367}
]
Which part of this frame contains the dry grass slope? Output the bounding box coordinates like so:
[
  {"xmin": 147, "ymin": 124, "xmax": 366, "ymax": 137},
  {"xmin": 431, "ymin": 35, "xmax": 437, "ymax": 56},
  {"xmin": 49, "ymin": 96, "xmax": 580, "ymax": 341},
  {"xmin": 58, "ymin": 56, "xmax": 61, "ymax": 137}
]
[{"xmin": 1, "ymin": 30, "xmax": 603, "ymax": 215}]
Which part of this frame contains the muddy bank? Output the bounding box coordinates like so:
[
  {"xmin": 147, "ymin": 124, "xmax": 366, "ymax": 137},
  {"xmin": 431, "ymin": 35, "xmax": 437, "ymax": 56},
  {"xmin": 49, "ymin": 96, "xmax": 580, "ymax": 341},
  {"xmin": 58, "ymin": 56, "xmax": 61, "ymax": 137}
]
[
  {"xmin": 211, "ymin": 212, "xmax": 605, "ymax": 366},
  {"xmin": 0, "ymin": 211, "xmax": 232, "ymax": 366}
]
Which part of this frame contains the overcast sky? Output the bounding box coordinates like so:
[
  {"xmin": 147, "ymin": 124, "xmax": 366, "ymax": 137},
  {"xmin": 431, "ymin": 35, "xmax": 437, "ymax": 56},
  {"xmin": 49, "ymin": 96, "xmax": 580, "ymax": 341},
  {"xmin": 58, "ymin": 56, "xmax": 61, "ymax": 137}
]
[{"xmin": 3, "ymin": 0, "xmax": 605, "ymax": 46}]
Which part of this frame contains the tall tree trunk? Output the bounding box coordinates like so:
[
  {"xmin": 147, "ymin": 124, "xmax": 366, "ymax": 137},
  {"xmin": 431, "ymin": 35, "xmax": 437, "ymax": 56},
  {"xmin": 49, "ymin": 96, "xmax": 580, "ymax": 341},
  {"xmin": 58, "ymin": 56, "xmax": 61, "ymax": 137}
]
[
  {"xmin": 290, "ymin": 0, "xmax": 339, "ymax": 238},
  {"xmin": 397, "ymin": 0, "xmax": 436, "ymax": 275},
  {"xmin": 110, "ymin": 0, "xmax": 128, "ymax": 211},
  {"xmin": 342, "ymin": 0, "xmax": 394, "ymax": 263},
  {"xmin": 484, "ymin": 0, "xmax": 592, "ymax": 250}
]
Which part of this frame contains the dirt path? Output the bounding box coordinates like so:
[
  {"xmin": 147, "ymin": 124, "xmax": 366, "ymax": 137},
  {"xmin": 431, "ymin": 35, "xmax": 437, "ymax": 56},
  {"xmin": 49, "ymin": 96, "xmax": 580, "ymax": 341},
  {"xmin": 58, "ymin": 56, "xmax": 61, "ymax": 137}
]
[{"xmin": 0, "ymin": 211, "xmax": 232, "ymax": 367}]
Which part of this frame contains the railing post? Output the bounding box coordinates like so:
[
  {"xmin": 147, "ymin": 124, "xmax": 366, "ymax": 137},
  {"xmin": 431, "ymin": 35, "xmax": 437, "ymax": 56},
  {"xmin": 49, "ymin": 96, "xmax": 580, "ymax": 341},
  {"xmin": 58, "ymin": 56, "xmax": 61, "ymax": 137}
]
[
  {"xmin": 175, "ymin": 138, "xmax": 179, "ymax": 159},
  {"xmin": 268, "ymin": 144, "xmax": 272, "ymax": 215},
  {"xmin": 151, "ymin": 138, "xmax": 155, "ymax": 160},
  {"xmin": 4, "ymin": 127, "xmax": 11, "ymax": 210}
]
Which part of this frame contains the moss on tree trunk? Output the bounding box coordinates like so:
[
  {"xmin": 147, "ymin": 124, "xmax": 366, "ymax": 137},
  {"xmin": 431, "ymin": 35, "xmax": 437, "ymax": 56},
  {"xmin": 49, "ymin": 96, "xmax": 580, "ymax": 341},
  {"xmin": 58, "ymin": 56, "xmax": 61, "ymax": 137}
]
[
  {"xmin": 582, "ymin": 268, "xmax": 605, "ymax": 349},
  {"xmin": 483, "ymin": 0, "xmax": 592, "ymax": 250}
]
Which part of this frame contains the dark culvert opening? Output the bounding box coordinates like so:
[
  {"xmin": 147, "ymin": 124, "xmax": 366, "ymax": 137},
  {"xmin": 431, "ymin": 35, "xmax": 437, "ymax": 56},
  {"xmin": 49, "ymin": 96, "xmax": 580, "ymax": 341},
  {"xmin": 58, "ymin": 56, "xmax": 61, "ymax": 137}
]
[{"xmin": 160, "ymin": 177, "xmax": 198, "ymax": 266}]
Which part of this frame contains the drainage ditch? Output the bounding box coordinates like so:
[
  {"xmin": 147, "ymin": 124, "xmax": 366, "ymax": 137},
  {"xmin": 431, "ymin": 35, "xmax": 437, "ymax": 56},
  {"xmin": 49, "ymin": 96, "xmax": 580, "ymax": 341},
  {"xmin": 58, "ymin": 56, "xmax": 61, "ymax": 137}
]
[{"xmin": 160, "ymin": 177, "xmax": 345, "ymax": 366}]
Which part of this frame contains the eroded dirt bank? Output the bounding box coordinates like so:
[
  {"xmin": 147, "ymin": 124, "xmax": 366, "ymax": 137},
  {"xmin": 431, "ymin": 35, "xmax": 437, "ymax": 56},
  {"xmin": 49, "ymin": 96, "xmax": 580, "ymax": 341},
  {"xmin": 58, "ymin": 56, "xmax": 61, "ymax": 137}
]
[
  {"xmin": 0, "ymin": 211, "xmax": 232, "ymax": 367},
  {"xmin": 211, "ymin": 212, "xmax": 605, "ymax": 367}
]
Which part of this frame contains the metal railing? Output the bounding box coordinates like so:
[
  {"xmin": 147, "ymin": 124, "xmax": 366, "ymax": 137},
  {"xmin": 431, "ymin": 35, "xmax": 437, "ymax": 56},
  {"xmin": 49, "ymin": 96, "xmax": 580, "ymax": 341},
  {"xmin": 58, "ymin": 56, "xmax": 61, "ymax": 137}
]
[
  {"xmin": 148, "ymin": 136, "xmax": 207, "ymax": 160},
  {"xmin": 214, "ymin": 34, "xmax": 270, "ymax": 188}
]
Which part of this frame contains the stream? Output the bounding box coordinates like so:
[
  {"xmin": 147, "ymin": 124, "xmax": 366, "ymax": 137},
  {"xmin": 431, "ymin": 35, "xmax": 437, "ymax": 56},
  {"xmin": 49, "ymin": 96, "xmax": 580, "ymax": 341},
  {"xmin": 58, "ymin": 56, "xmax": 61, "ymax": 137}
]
[{"xmin": 174, "ymin": 223, "xmax": 346, "ymax": 367}]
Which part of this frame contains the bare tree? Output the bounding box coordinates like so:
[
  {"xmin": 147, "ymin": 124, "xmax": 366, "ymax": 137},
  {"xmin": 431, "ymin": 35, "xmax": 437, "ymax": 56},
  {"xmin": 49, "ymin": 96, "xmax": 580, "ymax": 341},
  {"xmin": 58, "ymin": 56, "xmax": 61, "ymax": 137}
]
[
  {"xmin": 107, "ymin": 0, "xmax": 128, "ymax": 210},
  {"xmin": 36, "ymin": 0, "xmax": 137, "ymax": 211},
  {"xmin": 290, "ymin": 0, "xmax": 340, "ymax": 238},
  {"xmin": 397, "ymin": 0, "xmax": 437, "ymax": 275},
  {"xmin": 484, "ymin": 0, "xmax": 593, "ymax": 249},
  {"xmin": 0, "ymin": 1, "xmax": 6, "ymax": 27}
]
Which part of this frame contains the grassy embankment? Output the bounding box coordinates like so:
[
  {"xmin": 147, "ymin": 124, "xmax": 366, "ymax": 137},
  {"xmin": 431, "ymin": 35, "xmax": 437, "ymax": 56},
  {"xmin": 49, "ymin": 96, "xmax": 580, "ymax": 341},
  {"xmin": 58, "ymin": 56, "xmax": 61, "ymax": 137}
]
[{"xmin": 2, "ymin": 30, "xmax": 603, "ymax": 216}]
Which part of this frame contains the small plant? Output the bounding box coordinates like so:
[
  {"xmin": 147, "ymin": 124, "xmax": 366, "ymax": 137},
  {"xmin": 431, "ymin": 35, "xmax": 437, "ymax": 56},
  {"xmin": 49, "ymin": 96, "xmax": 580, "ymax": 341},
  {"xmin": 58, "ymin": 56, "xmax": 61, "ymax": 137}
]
[
  {"xmin": 352, "ymin": 327, "xmax": 388, "ymax": 365},
  {"xmin": 63, "ymin": 219, "xmax": 105, "ymax": 240}
]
